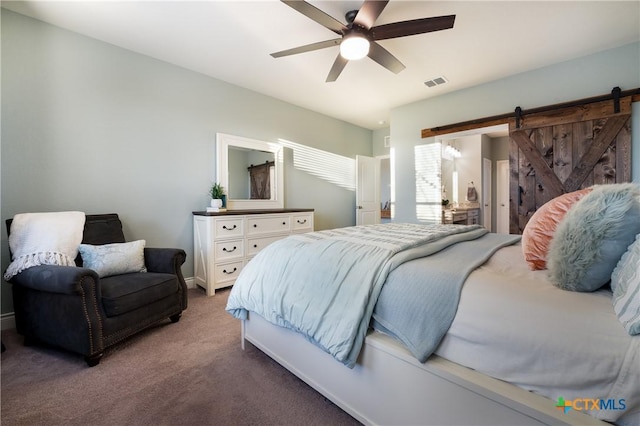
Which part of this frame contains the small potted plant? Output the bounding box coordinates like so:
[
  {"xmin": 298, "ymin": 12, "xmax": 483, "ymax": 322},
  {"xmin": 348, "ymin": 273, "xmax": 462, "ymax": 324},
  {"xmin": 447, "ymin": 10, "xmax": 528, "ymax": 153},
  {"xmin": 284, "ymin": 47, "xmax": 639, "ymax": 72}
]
[{"xmin": 209, "ymin": 183, "xmax": 225, "ymax": 210}]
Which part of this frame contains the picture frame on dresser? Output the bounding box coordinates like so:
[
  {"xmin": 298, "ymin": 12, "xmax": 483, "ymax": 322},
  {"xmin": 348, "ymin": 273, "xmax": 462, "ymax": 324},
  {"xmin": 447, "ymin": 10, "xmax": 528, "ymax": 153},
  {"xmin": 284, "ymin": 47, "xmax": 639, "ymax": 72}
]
[{"xmin": 193, "ymin": 210, "xmax": 314, "ymax": 296}]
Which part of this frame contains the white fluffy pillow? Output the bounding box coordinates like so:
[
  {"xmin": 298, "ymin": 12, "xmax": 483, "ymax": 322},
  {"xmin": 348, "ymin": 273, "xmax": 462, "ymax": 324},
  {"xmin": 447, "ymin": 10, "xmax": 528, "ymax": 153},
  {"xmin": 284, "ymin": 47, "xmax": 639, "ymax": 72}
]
[
  {"xmin": 79, "ymin": 240, "xmax": 147, "ymax": 278},
  {"xmin": 547, "ymin": 183, "xmax": 640, "ymax": 292}
]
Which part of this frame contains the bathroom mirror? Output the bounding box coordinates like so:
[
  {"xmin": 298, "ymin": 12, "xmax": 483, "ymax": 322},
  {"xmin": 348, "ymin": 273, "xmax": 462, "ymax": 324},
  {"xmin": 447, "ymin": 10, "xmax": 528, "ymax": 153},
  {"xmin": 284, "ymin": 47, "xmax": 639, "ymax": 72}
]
[{"xmin": 216, "ymin": 133, "xmax": 284, "ymax": 210}]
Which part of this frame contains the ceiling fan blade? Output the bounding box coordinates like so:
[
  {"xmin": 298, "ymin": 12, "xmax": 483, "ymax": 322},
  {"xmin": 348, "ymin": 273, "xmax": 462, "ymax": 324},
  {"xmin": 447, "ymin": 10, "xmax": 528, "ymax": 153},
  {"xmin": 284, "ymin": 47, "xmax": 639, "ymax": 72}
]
[
  {"xmin": 326, "ymin": 54, "xmax": 348, "ymax": 82},
  {"xmin": 271, "ymin": 38, "xmax": 341, "ymax": 58},
  {"xmin": 368, "ymin": 41, "xmax": 405, "ymax": 74},
  {"xmin": 353, "ymin": 0, "xmax": 389, "ymax": 29},
  {"xmin": 372, "ymin": 15, "xmax": 456, "ymax": 41},
  {"xmin": 281, "ymin": 0, "xmax": 346, "ymax": 34}
]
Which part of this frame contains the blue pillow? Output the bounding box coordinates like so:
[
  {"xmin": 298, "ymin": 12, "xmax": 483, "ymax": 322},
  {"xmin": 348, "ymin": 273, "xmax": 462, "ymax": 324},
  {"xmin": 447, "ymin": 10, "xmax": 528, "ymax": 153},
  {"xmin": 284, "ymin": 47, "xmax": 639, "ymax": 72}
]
[
  {"xmin": 611, "ymin": 234, "xmax": 640, "ymax": 335},
  {"xmin": 79, "ymin": 240, "xmax": 147, "ymax": 278},
  {"xmin": 547, "ymin": 183, "xmax": 640, "ymax": 292}
]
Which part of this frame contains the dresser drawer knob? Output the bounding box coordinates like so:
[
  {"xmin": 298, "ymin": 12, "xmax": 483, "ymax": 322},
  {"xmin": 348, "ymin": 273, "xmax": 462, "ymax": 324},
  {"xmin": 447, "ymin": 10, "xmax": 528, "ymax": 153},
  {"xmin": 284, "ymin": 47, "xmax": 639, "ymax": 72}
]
[
  {"xmin": 222, "ymin": 267, "xmax": 237, "ymax": 275},
  {"xmin": 282, "ymin": 221, "xmax": 286, "ymax": 225},
  {"xmin": 253, "ymin": 224, "xmax": 257, "ymax": 228},
  {"xmin": 222, "ymin": 225, "xmax": 237, "ymax": 230},
  {"xmin": 253, "ymin": 244, "xmax": 258, "ymax": 248},
  {"xmin": 297, "ymin": 219, "xmax": 307, "ymax": 224},
  {"xmin": 222, "ymin": 246, "xmax": 237, "ymax": 252}
]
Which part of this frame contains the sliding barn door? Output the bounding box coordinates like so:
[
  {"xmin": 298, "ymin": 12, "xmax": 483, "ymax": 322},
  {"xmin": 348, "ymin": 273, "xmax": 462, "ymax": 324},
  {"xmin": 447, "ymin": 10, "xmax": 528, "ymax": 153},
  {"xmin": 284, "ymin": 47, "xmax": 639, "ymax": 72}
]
[{"xmin": 509, "ymin": 97, "xmax": 632, "ymax": 234}]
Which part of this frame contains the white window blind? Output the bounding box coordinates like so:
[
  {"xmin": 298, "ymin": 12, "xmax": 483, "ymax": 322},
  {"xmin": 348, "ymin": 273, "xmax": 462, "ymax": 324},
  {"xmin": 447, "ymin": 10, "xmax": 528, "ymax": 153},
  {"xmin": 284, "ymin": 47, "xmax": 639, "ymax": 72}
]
[{"xmin": 414, "ymin": 143, "xmax": 442, "ymax": 223}]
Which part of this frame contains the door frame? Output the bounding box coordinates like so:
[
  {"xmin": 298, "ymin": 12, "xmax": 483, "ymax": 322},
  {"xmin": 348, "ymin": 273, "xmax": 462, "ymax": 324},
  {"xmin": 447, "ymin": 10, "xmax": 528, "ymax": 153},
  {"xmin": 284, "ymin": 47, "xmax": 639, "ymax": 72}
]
[
  {"xmin": 482, "ymin": 158, "xmax": 492, "ymax": 231},
  {"xmin": 496, "ymin": 160, "xmax": 510, "ymax": 234}
]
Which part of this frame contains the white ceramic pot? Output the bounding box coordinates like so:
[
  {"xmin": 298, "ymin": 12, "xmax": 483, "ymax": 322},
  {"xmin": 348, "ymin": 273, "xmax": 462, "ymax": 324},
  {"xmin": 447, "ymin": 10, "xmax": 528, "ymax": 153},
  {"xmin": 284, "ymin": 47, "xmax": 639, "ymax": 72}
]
[{"xmin": 211, "ymin": 199, "xmax": 223, "ymax": 208}]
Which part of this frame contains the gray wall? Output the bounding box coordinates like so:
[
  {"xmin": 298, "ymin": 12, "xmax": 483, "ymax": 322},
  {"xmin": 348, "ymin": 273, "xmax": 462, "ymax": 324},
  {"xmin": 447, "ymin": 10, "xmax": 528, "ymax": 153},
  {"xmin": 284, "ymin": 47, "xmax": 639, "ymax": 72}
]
[
  {"xmin": 0, "ymin": 10, "xmax": 372, "ymax": 314},
  {"xmin": 372, "ymin": 127, "xmax": 390, "ymax": 157},
  {"xmin": 390, "ymin": 42, "xmax": 640, "ymax": 224}
]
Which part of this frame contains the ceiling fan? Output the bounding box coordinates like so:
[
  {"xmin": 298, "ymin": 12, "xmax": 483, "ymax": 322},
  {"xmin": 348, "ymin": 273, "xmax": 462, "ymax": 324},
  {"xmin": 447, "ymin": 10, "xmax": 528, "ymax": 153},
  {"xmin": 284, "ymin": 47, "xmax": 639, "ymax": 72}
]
[{"xmin": 271, "ymin": 0, "xmax": 456, "ymax": 82}]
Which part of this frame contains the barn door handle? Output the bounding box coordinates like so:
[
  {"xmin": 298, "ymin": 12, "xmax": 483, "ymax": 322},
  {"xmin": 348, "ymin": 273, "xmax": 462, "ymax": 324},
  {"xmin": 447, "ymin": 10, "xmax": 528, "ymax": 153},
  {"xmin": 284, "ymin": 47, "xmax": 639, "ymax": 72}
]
[{"xmin": 518, "ymin": 186, "xmax": 524, "ymax": 206}]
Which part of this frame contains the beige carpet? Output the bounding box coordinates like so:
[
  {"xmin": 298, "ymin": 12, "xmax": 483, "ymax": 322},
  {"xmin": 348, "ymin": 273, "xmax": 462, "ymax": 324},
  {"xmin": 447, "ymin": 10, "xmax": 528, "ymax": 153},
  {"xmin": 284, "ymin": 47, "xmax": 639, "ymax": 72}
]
[{"xmin": 1, "ymin": 288, "xmax": 360, "ymax": 426}]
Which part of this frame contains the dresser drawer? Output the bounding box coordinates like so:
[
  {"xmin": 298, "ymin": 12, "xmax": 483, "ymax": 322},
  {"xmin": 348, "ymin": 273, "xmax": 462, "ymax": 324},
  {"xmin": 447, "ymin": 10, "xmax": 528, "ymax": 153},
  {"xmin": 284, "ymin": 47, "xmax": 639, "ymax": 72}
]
[
  {"xmin": 214, "ymin": 239, "xmax": 244, "ymax": 260},
  {"xmin": 247, "ymin": 216, "xmax": 290, "ymax": 236},
  {"xmin": 214, "ymin": 218, "xmax": 244, "ymax": 238},
  {"xmin": 247, "ymin": 235, "xmax": 288, "ymax": 256},
  {"xmin": 214, "ymin": 260, "xmax": 243, "ymax": 282},
  {"xmin": 292, "ymin": 213, "xmax": 313, "ymax": 232},
  {"xmin": 444, "ymin": 211, "xmax": 467, "ymax": 224},
  {"xmin": 194, "ymin": 210, "xmax": 314, "ymax": 296}
]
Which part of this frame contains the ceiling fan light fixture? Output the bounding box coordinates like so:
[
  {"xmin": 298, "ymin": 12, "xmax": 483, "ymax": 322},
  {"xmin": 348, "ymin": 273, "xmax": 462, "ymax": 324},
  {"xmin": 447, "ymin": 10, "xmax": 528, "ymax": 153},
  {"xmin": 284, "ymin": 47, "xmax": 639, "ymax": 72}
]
[{"xmin": 340, "ymin": 33, "xmax": 370, "ymax": 60}]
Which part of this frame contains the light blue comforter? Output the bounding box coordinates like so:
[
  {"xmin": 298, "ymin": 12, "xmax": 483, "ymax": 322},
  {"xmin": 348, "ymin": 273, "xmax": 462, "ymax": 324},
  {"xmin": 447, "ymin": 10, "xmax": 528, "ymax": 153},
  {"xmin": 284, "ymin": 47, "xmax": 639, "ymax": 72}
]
[
  {"xmin": 372, "ymin": 232, "xmax": 521, "ymax": 362},
  {"xmin": 226, "ymin": 223, "xmax": 492, "ymax": 367}
]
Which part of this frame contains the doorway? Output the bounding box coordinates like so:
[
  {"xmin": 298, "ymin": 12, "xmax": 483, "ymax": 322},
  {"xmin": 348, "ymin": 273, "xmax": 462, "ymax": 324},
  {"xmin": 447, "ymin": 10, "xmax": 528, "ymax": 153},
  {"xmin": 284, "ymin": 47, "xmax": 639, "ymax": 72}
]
[
  {"xmin": 379, "ymin": 156, "xmax": 391, "ymax": 223},
  {"xmin": 437, "ymin": 124, "xmax": 509, "ymax": 230},
  {"xmin": 355, "ymin": 155, "xmax": 391, "ymax": 225}
]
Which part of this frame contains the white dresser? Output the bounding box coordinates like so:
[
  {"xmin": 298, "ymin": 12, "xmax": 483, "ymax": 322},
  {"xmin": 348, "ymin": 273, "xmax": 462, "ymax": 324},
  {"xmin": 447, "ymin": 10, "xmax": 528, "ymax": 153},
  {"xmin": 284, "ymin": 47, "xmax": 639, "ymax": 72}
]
[{"xmin": 193, "ymin": 209, "xmax": 314, "ymax": 295}]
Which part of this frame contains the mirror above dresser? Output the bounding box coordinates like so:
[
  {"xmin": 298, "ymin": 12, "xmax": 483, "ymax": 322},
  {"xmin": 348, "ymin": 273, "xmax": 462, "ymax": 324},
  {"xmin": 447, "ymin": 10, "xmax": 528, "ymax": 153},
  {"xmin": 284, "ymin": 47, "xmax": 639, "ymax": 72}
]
[{"xmin": 216, "ymin": 133, "xmax": 284, "ymax": 210}]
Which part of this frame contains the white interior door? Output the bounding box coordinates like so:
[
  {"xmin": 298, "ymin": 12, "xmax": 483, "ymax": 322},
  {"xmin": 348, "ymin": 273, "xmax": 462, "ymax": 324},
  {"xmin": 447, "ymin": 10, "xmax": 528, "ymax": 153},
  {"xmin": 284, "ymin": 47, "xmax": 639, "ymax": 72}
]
[
  {"xmin": 496, "ymin": 160, "xmax": 510, "ymax": 234},
  {"xmin": 356, "ymin": 155, "xmax": 380, "ymax": 225},
  {"xmin": 482, "ymin": 158, "xmax": 492, "ymax": 231}
]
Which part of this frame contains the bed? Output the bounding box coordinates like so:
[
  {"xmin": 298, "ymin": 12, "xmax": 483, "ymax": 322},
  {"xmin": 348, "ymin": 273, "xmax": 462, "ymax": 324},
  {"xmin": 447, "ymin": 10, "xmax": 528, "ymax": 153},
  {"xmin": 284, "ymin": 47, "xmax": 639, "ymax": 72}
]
[{"xmin": 226, "ymin": 184, "xmax": 640, "ymax": 426}]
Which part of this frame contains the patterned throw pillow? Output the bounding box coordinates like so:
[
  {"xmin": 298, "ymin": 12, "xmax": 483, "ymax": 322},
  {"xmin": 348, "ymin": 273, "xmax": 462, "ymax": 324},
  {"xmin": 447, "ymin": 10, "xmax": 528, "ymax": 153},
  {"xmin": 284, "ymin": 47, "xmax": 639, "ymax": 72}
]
[
  {"xmin": 611, "ymin": 234, "xmax": 640, "ymax": 335},
  {"xmin": 521, "ymin": 188, "xmax": 592, "ymax": 270},
  {"xmin": 79, "ymin": 240, "xmax": 147, "ymax": 278}
]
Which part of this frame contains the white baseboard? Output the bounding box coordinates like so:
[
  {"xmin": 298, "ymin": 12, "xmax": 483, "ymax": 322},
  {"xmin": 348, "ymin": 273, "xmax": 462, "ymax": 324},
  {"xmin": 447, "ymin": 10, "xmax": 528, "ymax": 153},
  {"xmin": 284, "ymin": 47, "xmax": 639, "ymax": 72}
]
[
  {"xmin": 185, "ymin": 276, "xmax": 196, "ymax": 289},
  {"xmin": 1, "ymin": 276, "xmax": 196, "ymax": 331}
]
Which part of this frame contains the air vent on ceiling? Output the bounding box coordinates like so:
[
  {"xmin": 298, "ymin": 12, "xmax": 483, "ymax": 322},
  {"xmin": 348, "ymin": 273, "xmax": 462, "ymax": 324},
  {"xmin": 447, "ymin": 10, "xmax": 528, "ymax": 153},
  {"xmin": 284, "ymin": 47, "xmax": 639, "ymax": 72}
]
[{"xmin": 424, "ymin": 76, "xmax": 448, "ymax": 88}]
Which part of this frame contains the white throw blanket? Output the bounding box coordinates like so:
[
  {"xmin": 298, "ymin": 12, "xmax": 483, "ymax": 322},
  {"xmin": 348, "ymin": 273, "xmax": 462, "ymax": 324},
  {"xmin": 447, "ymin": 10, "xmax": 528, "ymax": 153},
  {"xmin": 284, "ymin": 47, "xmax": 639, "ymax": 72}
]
[{"xmin": 4, "ymin": 211, "xmax": 86, "ymax": 280}]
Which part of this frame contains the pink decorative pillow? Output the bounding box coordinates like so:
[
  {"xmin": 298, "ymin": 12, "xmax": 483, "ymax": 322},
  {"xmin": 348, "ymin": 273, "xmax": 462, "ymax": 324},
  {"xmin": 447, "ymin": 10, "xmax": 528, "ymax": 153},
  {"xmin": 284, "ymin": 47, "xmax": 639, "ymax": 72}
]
[{"xmin": 521, "ymin": 188, "xmax": 592, "ymax": 270}]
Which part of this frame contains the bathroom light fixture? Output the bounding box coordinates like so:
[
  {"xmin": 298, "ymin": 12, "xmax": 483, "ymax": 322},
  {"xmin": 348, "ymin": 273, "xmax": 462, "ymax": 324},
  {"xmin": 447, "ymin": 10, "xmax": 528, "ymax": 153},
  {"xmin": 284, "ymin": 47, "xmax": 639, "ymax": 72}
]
[
  {"xmin": 340, "ymin": 33, "xmax": 370, "ymax": 60},
  {"xmin": 445, "ymin": 144, "xmax": 462, "ymax": 158}
]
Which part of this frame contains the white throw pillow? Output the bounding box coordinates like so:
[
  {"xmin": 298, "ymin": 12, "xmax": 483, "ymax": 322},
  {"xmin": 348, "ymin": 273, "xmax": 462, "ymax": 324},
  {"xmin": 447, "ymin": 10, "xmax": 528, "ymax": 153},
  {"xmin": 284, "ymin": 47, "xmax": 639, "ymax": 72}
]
[
  {"xmin": 79, "ymin": 240, "xmax": 147, "ymax": 278},
  {"xmin": 4, "ymin": 211, "xmax": 85, "ymax": 280}
]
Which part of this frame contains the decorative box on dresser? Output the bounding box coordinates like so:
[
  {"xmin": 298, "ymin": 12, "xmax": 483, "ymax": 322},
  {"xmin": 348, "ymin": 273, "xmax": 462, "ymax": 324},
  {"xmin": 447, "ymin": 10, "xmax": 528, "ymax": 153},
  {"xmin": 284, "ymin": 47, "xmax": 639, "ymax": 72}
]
[{"xmin": 193, "ymin": 209, "xmax": 314, "ymax": 295}]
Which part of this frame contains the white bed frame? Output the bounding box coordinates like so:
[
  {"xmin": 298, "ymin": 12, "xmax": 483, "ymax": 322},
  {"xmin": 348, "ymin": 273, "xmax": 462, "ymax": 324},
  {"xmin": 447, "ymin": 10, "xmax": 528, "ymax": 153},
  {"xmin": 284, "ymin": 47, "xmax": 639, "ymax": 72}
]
[{"xmin": 242, "ymin": 313, "xmax": 605, "ymax": 426}]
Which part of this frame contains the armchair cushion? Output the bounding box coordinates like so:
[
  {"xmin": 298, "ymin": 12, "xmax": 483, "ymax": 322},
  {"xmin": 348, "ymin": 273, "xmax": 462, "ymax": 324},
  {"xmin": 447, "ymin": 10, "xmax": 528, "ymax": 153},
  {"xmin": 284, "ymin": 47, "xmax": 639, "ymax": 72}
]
[
  {"xmin": 100, "ymin": 272, "xmax": 180, "ymax": 317},
  {"xmin": 79, "ymin": 240, "xmax": 147, "ymax": 278}
]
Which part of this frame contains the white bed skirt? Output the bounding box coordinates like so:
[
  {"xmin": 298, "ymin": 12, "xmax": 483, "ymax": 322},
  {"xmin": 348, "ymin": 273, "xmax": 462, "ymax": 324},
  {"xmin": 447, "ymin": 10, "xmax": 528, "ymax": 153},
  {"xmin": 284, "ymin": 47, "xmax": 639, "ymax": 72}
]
[{"xmin": 242, "ymin": 313, "xmax": 605, "ymax": 426}]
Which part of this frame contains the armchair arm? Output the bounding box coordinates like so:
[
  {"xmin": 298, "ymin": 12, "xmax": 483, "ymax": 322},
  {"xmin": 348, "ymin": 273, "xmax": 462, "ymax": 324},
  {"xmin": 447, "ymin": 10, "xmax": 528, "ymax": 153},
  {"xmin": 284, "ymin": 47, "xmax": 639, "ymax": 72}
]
[
  {"xmin": 144, "ymin": 248, "xmax": 186, "ymax": 274},
  {"xmin": 9, "ymin": 265, "xmax": 99, "ymax": 295}
]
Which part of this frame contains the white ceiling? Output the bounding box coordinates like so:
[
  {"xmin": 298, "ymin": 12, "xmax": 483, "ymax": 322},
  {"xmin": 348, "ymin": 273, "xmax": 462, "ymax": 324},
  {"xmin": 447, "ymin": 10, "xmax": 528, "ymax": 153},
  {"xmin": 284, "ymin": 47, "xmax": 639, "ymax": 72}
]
[{"xmin": 3, "ymin": 1, "xmax": 639, "ymax": 130}]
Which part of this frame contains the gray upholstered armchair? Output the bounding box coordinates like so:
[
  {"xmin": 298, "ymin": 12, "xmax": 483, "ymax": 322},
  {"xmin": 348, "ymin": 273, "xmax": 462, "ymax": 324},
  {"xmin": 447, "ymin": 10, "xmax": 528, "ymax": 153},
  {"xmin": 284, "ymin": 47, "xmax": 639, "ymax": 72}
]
[{"xmin": 5, "ymin": 213, "xmax": 187, "ymax": 366}]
